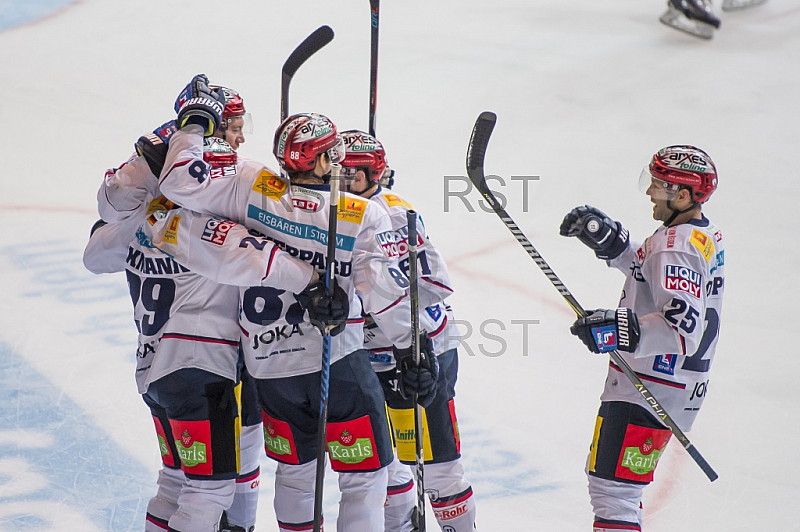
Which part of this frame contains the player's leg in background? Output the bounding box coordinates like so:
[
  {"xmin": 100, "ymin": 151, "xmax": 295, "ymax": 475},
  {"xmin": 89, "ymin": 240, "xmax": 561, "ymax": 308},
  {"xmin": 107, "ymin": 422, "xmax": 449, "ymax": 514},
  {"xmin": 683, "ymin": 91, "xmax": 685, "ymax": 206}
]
[
  {"xmin": 148, "ymin": 369, "xmax": 240, "ymax": 532},
  {"xmin": 374, "ymin": 366, "xmax": 416, "ymax": 532},
  {"xmin": 142, "ymin": 394, "xmax": 185, "ymax": 532},
  {"xmin": 225, "ymin": 367, "xmax": 263, "ymax": 531},
  {"xmin": 328, "ymin": 350, "xmax": 395, "ymax": 531},
  {"xmin": 587, "ymin": 401, "xmax": 673, "ymax": 532},
  {"xmin": 256, "ymin": 371, "xmax": 319, "ymax": 532},
  {"xmin": 389, "ymin": 348, "xmax": 477, "ymax": 531}
]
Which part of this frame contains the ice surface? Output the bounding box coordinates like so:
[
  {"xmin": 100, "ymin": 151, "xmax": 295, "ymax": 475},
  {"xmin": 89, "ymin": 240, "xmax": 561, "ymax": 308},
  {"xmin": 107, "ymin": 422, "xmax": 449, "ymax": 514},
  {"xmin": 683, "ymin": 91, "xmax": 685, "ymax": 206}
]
[{"xmin": 1, "ymin": 0, "xmax": 798, "ymax": 530}]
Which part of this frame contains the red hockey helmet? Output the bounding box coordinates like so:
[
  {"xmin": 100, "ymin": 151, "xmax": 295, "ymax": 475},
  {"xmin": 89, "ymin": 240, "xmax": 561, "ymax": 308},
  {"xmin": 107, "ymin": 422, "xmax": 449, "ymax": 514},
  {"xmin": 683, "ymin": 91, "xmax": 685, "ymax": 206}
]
[
  {"xmin": 210, "ymin": 85, "xmax": 245, "ymax": 119},
  {"xmin": 640, "ymin": 145, "xmax": 718, "ymax": 204},
  {"xmin": 203, "ymin": 137, "xmax": 237, "ymax": 168},
  {"xmin": 340, "ymin": 130, "xmax": 388, "ymax": 182},
  {"xmin": 273, "ymin": 113, "xmax": 343, "ymax": 173}
]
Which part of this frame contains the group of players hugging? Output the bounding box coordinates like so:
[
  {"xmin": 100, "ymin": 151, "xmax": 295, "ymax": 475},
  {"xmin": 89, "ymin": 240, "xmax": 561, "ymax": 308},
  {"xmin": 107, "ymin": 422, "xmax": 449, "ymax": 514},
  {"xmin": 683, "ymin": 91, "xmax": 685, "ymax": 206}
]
[{"xmin": 83, "ymin": 72, "xmax": 725, "ymax": 532}]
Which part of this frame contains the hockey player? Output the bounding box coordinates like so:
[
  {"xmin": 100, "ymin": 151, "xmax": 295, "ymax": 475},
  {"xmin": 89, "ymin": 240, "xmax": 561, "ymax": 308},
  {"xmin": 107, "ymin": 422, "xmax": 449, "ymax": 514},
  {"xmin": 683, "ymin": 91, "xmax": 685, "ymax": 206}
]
[
  {"xmin": 340, "ymin": 130, "xmax": 477, "ymax": 532},
  {"xmin": 659, "ymin": 0, "xmax": 768, "ymax": 39},
  {"xmin": 560, "ymin": 145, "xmax": 725, "ymax": 532},
  {"xmin": 146, "ymin": 87, "xmax": 437, "ymax": 531},
  {"xmin": 83, "ymin": 77, "xmax": 324, "ymax": 532}
]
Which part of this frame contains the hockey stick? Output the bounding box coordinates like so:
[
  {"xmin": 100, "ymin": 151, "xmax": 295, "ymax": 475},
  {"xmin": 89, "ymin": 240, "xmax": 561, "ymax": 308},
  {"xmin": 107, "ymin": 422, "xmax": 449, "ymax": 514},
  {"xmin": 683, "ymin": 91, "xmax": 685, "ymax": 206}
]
[
  {"xmin": 312, "ymin": 165, "xmax": 342, "ymax": 532},
  {"xmin": 281, "ymin": 25, "xmax": 335, "ymax": 123},
  {"xmin": 465, "ymin": 111, "xmax": 719, "ymax": 482},
  {"xmin": 368, "ymin": 0, "xmax": 380, "ymax": 137},
  {"xmin": 406, "ymin": 210, "xmax": 427, "ymax": 532}
]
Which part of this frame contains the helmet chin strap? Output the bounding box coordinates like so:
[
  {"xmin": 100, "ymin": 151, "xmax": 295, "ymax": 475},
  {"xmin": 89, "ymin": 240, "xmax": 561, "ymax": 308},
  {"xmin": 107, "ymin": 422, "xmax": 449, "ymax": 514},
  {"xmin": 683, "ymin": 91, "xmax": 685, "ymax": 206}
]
[{"xmin": 664, "ymin": 198, "xmax": 698, "ymax": 226}]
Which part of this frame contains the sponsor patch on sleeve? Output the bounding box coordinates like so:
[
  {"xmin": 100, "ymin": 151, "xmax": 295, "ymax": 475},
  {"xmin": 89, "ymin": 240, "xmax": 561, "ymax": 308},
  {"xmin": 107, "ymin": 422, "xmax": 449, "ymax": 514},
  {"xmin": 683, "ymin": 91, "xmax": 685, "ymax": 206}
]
[
  {"xmin": 383, "ymin": 193, "xmax": 413, "ymax": 209},
  {"xmin": 338, "ymin": 197, "xmax": 367, "ymax": 224},
  {"xmin": 163, "ymin": 215, "xmax": 180, "ymax": 244},
  {"xmin": 690, "ymin": 228, "xmax": 715, "ymax": 262},
  {"xmin": 147, "ymin": 195, "xmax": 176, "ymax": 215},
  {"xmin": 201, "ymin": 218, "xmax": 236, "ymax": 246},
  {"xmin": 375, "ymin": 230, "xmax": 400, "ymax": 257},
  {"xmin": 252, "ymin": 170, "xmax": 288, "ymax": 200},
  {"xmin": 664, "ymin": 264, "xmax": 702, "ymax": 299}
]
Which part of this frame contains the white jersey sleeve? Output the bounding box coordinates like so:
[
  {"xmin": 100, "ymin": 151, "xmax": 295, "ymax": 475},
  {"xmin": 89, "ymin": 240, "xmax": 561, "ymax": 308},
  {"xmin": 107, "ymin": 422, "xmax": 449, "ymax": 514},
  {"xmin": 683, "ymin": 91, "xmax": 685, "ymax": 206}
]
[
  {"xmin": 144, "ymin": 208, "xmax": 314, "ymax": 294},
  {"xmin": 157, "ymin": 127, "xmax": 251, "ymax": 221},
  {"xmin": 83, "ymin": 215, "xmax": 141, "ymax": 274},
  {"xmin": 97, "ymin": 155, "xmax": 159, "ymax": 223},
  {"xmin": 352, "ymin": 200, "xmax": 412, "ymax": 350}
]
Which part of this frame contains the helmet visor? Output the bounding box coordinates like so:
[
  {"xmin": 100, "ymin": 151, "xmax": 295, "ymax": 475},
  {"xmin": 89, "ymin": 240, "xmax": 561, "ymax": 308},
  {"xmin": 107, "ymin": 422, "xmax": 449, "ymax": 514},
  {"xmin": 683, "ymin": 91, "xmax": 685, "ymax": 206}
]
[
  {"xmin": 226, "ymin": 113, "xmax": 253, "ymax": 135},
  {"xmin": 638, "ymin": 167, "xmax": 680, "ymax": 200},
  {"xmin": 327, "ymin": 136, "xmax": 346, "ymax": 164}
]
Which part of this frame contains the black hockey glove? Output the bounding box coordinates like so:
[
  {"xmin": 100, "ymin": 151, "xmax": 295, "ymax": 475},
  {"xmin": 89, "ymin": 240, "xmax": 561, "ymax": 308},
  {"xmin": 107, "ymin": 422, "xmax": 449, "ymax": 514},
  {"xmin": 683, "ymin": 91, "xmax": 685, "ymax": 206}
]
[
  {"xmin": 295, "ymin": 278, "xmax": 349, "ymax": 337},
  {"xmin": 134, "ymin": 120, "xmax": 178, "ymax": 177},
  {"xmin": 174, "ymin": 74, "xmax": 225, "ymax": 136},
  {"xmin": 570, "ymin": 308, "xmax": 640, "ymax": 354},
  {"xmin": 393, "ymin": 334, "xmax": 439, "ymax": 408},
  {"xmin": 560, "ymin": 205, "xmax": 629, "ymax": 260}
]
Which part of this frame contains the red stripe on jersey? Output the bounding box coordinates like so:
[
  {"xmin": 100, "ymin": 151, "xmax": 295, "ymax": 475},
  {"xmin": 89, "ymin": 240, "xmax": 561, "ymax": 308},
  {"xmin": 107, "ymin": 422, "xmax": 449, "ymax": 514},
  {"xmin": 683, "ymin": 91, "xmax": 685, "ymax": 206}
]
[
  {"xmin": 592, "ymin": 519, "xmax": 641, "ymax": 531},
  {"xmin": 430, "ymin": 487, "xmax": 473, "ymax": 508},
  {"xmin": 160, "ymin": 333, "xmax": 239, "ymax": 346},
  {"xmin": 428, "ymin": 315, "xmax": 448, "ymax": 337},
  {"xmin": 387, "ymin": 479, "xmax": 414, "ymax": 496},
  {"xmin": 159, "ymin": 159, "xmax": 192, "ymax": 184},
  {"xmin": 145, "ymin": 513, "xmax": 170, "ymax": 530},
  {"xmin": 239, "ymin": 324, "xmax": 250, "ymax": 338},
  {"xmin": 237, "ymin": 467, "xmax": 260, "ymax": 483},
  {"xmin": 262, "ymin": 245, "xmax": 280, "ymax": 280},
  {"xmin": 347, "ymin": 317, "xmax": 366, "ymax": 324},
  {"xmin": 609, "ymin": 362, "xmax": 686, "ymax": 389},
  {"xmin": 421, "ymin": 277, "xmax": 453, "ymax": 293},
  {"xmin": 375, "ymin": 293, "xmax": 407, "ymax": 315},
  {"xmin": 278, "ymin": 520, "xmax": 317, "ymax": 531}
]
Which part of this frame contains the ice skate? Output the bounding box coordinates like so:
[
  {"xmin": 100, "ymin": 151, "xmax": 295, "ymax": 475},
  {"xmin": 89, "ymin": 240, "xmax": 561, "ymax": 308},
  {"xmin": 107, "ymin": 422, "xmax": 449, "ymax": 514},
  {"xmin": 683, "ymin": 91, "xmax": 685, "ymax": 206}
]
[{"xmin": 660, "ymin": 0, "xmax": 720, "ymax": 39}]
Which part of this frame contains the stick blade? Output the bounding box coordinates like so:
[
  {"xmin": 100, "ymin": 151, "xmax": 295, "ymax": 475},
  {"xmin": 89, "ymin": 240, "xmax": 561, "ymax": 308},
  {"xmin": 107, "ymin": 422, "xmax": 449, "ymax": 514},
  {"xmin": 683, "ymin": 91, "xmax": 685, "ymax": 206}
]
[
  {"xmin": 466, "ymin": 111, "xmax": 497, "ymax": 187},
  {"xmin": 282, "ymin": 25, "xmax": 335, "ymax": 77}
]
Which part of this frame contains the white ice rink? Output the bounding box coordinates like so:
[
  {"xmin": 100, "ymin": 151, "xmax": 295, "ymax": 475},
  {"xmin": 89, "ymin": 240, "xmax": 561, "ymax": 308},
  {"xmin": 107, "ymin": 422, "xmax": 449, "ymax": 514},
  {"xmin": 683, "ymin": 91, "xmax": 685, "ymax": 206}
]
[{"xmin": 1, "ymin": 0, "xmax": 799, "ymax": 530}]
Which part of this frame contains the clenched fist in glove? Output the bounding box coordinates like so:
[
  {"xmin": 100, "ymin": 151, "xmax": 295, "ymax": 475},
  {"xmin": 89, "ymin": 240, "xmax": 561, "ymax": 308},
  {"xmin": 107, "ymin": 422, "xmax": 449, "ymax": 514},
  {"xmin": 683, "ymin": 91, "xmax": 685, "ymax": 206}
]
[
  {"xmin": 570, "ymin": 308, "xmax": 640, "ymax": 354},
  {"xmin": 560, "ymin": 205, "xmax": 630, "ymax": 260},
  {"xmin": 135, "ymin": 120, "xmax": 178, "ymax": 177},
  {"xmin": 393, "ymin": 334, "xmax": 439, "ymax": 408},
  {"xmin": 295, "ymin": 277, "xmax": 349, "ymax": 336},
  {"xmin": 174, "ymin": 74, "xmax": 226, "ymax": 136}
]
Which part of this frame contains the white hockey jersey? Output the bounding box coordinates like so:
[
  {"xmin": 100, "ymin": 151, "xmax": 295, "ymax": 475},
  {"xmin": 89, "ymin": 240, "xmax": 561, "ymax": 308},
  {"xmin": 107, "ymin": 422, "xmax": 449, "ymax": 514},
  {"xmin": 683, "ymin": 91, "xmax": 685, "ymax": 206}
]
[
  {"xmin": 358, "ymin": 188, "xmax": 457, "ymax": 369},
  {"xmin": 602, "ymin": 216, "xmax": 725, "ymax": 431},
  {"xmin": 153, "ymin": 128, "xmax": 413, "ymax": 379},
  {"xmin": 85, "ymin": 155, "xmax": 311, "ymax": 392}
]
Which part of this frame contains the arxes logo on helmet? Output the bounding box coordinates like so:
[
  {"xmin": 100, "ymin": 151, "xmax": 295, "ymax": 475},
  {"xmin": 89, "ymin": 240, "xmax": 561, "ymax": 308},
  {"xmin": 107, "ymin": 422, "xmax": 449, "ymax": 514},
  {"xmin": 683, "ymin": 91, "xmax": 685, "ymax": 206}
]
[{"xmin": 664, "ymin": 151, "xmax": 711, "ymax": 174}]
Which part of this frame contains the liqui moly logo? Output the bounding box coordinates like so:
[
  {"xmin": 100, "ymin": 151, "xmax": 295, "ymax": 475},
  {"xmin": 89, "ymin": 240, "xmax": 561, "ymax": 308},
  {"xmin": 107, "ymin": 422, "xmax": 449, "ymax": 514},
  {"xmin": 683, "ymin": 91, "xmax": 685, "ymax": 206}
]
[
  {"xmin": 201, "ymin": 218, "xmax": 235, "ymax": 246},
  {"xmin": 664, "ymin": 264, "xmax": 701, "ymax": 298}
]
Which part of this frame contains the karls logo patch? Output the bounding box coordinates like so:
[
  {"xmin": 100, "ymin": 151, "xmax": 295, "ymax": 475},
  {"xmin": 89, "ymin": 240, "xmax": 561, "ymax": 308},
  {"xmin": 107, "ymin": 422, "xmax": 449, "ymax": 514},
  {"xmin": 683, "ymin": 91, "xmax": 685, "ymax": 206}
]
[
  {"xmin": 201, "ymin": 219, "xmax": 235, "ymax": 246},
  {"xmin": 690, "ymin": 228, "xmax": 715, "ymax": 262},
  {"xmin": 664, "ymin": 264, "xmax": 701, "ymax": 299},
  {"xmin": 252, "ymin": 170, "xmax": 288, "ymax": 200},
  {"xmin": 169, "ymin": 420, "xmax": 213, "ymax": 474},
  {"xmin": 375, "ymin": 231, "xmax": 400, "ymax": 258},
  {"xmin": 261, "ymin": 413, "xmax": 299, "ymax": 464},
  {"xmin": 615, "ymin": 424, "xmax": 672, "ymax": 482},
  {"xmin": 325, "ymin": 415, "xmax": 381, "ymax": 471}
]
